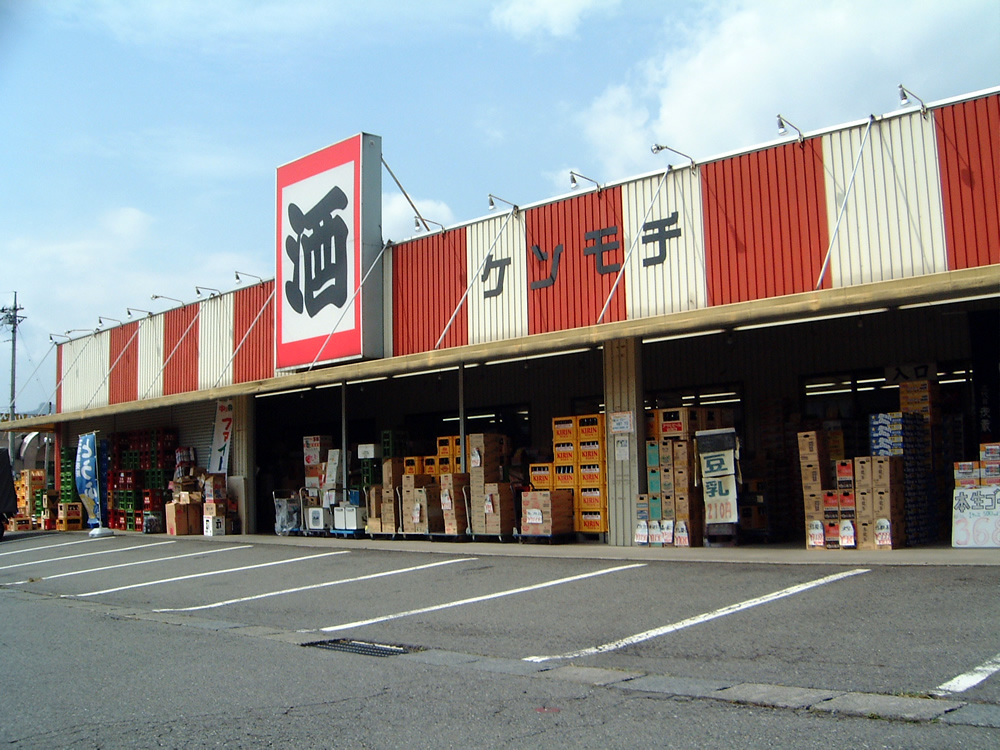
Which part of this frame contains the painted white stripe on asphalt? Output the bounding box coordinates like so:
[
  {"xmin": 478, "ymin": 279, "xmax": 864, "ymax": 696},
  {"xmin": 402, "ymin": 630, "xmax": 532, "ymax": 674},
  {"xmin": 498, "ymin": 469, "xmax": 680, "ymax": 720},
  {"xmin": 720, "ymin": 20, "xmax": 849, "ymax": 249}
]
[
  {"xmin": 8, "ymin": 545, "xmax": 253, "ymax": 584},
  {"xmin": 153, "ymin": 557, "xmax": 477, "ymax": 612},
  {"xmin": 524, "ymin": 568, "xmax": 871, "ymax": 662},
  {"xmin": 68, "ymin": 550, "xmax": 349, "ymax": 597},
  {"xmin": 935, "ymin": 652, "xmax": 1000, "ymax": 694},
  {"xmin": 319, "ymin": 563, "xmax": 646, "ymax": 633},
  {"xmin": 0, "ymin": 541, "xmax": 176, "ymax": 571},
  {"xmin": 0, "ymin": 538, "xmax": 99, "ymax": 557}
]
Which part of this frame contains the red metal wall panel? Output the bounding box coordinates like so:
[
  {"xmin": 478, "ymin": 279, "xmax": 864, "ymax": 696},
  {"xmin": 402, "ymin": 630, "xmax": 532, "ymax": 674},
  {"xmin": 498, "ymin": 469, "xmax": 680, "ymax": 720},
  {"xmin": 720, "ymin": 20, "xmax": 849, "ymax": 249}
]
[
  {"xmin": 233, "ymin": 281, "xmax": 276, "ymax": 383},
  {"xmin": 162, "ymin": 305, "xmax": 199, "ymax": 396},
  {"xmin": 108, "ymin": 322, "xmax": 139, "ymax": 404},
  {"xmin": 702, "ymin": 140, "xmax": 830, "ymax": 305},
  {"xmin": 526, "ymin": 186, "xmax": 625, "ymax": 334},
  {"xmin": 935, "ymin": 94, "xmax": 1000, "ymax": 270},
  {"xmin": 393, "ymin": 229, "xmax": 469, "ymax": 355}
]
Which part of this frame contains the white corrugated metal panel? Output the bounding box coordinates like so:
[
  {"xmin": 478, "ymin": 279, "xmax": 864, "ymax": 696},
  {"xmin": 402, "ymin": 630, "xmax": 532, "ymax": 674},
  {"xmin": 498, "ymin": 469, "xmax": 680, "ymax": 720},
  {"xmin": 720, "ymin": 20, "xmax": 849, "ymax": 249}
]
[
  {"xmin": 198, "ymin": 295, "xmax": 235, "ymax": 390},
  {"xmin": 169, "ymin": 400, "xmax": 218, "ymax": 468},
  {"xmin": 466, "ymin": 213, "xmax": 528, "ymax": 345},
  {"xmin": 822, "ymin": 111, "xmax": 947, "ymax": 286},
  {"xmin": 60, "ymin": 333, "xmax": 110, "ymax": 412},
  {"xmin": 622, "ymin": 169, "xmax": 708, "ymax": 319},
  {"xmin": 137, "ymin": 315, "xmax": 165, "ymax": 401}
]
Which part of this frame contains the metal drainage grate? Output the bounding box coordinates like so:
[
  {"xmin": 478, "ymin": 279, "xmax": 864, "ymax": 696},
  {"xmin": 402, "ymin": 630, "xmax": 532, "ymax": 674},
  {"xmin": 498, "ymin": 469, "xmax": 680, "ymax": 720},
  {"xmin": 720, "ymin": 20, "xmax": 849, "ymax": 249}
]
[{"xmin": 303, "ymin": 639, "xmax": 416, "ymax": 657}]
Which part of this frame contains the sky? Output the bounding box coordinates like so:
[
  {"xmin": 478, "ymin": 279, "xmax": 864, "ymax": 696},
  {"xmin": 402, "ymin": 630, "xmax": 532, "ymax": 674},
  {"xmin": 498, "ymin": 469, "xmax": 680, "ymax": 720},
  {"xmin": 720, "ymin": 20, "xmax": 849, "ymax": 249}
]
[{"xmin": 1, "ymin": 0, "xmax": 998, "ymax": 415}]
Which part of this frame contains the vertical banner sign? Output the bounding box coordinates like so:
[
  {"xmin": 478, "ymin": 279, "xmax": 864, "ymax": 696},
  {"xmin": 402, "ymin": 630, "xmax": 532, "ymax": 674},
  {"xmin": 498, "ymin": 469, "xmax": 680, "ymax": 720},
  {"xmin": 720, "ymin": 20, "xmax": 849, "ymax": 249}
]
[
  {"xmin": 210, "ymin": 399, "xmax": 235, "ymax": 475},
  {"xmin": 276, "ymin": 133, "xmax": 384, "ymax": 369},
  {"xmin": 75, "ymin": 433, "xmax": 101, "ymax": 526}
]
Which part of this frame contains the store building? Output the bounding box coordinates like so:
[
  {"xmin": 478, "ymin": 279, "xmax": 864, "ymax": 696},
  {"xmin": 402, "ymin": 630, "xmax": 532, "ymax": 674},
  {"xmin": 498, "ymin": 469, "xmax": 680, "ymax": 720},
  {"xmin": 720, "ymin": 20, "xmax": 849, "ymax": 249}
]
[{"xmin": 6, "ymin": 87, "xmax": 998, "ymax": 547}]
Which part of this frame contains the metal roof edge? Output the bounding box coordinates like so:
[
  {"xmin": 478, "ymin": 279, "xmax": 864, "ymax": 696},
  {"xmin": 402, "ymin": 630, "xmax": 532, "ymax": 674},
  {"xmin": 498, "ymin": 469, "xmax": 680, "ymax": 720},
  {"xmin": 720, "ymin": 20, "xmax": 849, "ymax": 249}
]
[{"xmin": 10, "ymin": 265, "xmax": 997, "ymax": 433}]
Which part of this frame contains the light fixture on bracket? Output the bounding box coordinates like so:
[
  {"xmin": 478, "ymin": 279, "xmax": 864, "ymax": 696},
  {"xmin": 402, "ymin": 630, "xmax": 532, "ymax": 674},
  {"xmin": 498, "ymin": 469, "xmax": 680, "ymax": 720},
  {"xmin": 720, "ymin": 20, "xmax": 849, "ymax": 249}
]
[
  {"xmin": 569, "ymin": 170, "xmax": 601, "ymax": 190},
  {"xmin": 898, "ymin": 84, "xmax": 928, "ymax": 117},
  {"xmin": 151, "ymin": 294, "xmax": 183, "ymax": 305},
  {"xmin": 234, "ymin": 271, "xmax": 264, "ymax": 285},
  {"xmin": 195, "ymin": 286, "xmax": 221, "ymax": 298},
  {"xmin": 488, "ymin": 193, "xmax": 519, "ymax": 215},
  {"xmin": 776, "ymin": 115, "xmax": 804, "ymax": 144},
  {"xmin": 650, "ymin": 144, "xmax": 697, "ymax": 168},
  {"xmin": 48, "ymin": 332, "xmax": 71, "ymax": 343},
  {"xmin": 126, "ymin": 307, "xmax": 152, "ymax": 318},
  {"xmin": 63, "ymin": 329, "xmax": 93, "ymax": 338},
  {"xmin": 97, "ymin": 316, "xmax": 122, "ymax": 328},
  {"xmin": 415, "ymin": 216, "xmax": 446, "ymax": 233}
]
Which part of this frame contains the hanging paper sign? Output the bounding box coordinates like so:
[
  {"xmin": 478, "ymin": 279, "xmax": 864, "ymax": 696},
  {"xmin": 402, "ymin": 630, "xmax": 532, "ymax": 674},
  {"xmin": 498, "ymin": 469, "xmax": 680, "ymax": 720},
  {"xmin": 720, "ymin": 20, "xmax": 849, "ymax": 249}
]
[
  {"xmin": 209, "ymin": 399, "xmax": 235, "ymax": 475},
  {"xmin": 441, "ymin": 488, "xmax": 453, "ymax": 511},
  {"xmin": 75, "ymin": 433, "xmax": 100, "ymax": 524},
  {"xmin": 633, "ymin": 519, "xmax": 648, "ymax": 545},
  {"xmin": 525, "ymin": 508, "xmax": 543, "ymax": 525},
  {"xmin": 411, "ymin": 502, "xmax": 422, "ymax": 524},
  {"xmin": 699, "ymin": 450, "xmax": 736, "ymax": 478},
  {"xmin": 703, "ymin": 475, "xmax": 738, "ymax": 523},
  {"xmin": 484, "ymin": 493, "xmax": 495, "ymax": 514},
  {"xmin": 661, "ymin": 519, "xmax": 674, "ymax": 545}
]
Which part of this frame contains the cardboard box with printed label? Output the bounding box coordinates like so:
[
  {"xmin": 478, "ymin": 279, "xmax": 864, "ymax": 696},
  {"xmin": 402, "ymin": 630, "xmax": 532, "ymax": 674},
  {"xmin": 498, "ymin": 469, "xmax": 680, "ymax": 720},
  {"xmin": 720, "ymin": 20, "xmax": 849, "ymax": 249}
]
[
  {"xmin": 521, "ymin": 490, "xmax": 574, "ymax": 536},
  {"xmin": 835, "ymin": 460, "xmax": 854, "ymax": 490},
  {"xmin": 659, "ymin": 408, "xmax": 700, "ymax": 439},
  {"xmin": 854, "ymin": 457, "xmax": 873, "ymax": 492}
]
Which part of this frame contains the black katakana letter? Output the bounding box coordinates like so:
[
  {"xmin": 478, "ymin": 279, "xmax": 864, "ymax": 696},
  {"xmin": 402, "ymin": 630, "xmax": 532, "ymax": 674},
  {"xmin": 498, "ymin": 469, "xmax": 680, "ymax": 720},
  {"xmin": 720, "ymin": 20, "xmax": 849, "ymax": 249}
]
[
  {"xmin": 530, "ymin": 243, "xmax": 565, "ymax": 290},
  {"xmin": 641, "ymin": 212, "xmax": 681, "ymax": 267},
  {"xmin": 583, "ymin": 226, "xmax": 621, "ymax": 274},
  {"xmin": 481, "ymin": 252, "xmax": 512, "ymax": 299}
]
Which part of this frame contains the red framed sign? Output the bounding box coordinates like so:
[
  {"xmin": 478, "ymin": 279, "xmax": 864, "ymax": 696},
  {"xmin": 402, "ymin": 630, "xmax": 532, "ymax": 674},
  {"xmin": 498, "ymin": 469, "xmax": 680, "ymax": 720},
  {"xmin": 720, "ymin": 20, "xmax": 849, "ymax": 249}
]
[{"xmin": 276, "ymin": 133, "xmax": 383, "ymax": 370}]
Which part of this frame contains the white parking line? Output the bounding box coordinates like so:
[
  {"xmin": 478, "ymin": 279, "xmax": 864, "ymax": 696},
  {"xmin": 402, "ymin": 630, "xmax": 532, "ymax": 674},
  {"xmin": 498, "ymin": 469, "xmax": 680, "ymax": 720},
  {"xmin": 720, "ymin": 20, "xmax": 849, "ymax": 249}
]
[
  {"xmin": 0, "ymin": 541, "xmax": 176, "ymax": 571},
  {"xmin": 934, "ymin": 652, "xmax": 1000, "ymax": 694},
  {"xmin": 153, "ymin": 557, "xmax": 477, "ymax": 612},
  {"xmin": 7, "ymin": 545, "xmax": 253, "ymax": 584},
  {"xmin": 68, "ymin": 550, "xmax": 350, "ymax": 597},
  {"xmin": 524, "ymin": 568, "xmax": 871, "ymax": 662},
  {"xmin": 0, "ymin": 538, "xmax": 99, "ymax": 557},
  {"xmin": 318, "ymin": 563, "xmax": 646, "ymax": 633}
]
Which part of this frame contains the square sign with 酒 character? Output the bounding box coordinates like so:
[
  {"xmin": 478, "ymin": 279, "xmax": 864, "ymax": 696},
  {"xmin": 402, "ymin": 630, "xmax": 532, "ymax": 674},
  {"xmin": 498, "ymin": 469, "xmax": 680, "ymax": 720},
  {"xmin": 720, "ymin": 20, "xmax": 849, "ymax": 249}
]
[{"xmin": 276, "ymin": 133, "xmax": 383, "ymax": 370}]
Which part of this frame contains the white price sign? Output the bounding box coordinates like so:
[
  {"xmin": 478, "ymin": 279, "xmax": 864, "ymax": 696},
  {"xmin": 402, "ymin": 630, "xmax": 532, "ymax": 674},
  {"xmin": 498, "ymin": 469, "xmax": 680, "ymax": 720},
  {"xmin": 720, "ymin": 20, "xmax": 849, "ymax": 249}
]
[
  {"xmin": 952, "ymin": 487, "xmax": 1000, "ymax": 548},
  {"xmin": 525, "ymin": 508, "xmax": 543, "ymax": 525},
  {"xmin": 703, "ymin": 475, "xmax": 738, "ymax": 523}
]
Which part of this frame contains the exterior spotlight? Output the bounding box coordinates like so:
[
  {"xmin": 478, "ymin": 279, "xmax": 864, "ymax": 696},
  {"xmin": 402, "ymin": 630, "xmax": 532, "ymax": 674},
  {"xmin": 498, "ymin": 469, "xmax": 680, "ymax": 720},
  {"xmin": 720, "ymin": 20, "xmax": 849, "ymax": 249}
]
[
  {"xmin": 569, "ymin": 171, "xmax": 601, "ymax": 190},
  {"xmin": 49, "ymin": 333, "xmax": 71, "ymax": 343},
  {"xmin": 127, "ymin": 307, "xmax": 152, "ymax": 318},
  {"xmin": 898, "ymin": 84, "xmax": 928, "ymax": 117},
  {"xmin": 650, "ymin": 144, "xmax": 697, "ymax": 168},
  {"xmin": 487, "ymin": 194, "xmax": 518, "ymax": 214},
  {"xmin": 776, "ymin": 115, "xmax": 804, "ymax": 144},
  {"xmin": 415, "ymin": 216, "xmax": 445, "ymax": 233},
  {"xmin": 97, "ymin": 316, "xmax": 122, "ymax": 328},
  {"xmin": 151, "ymin": 294, "xmax": 183, "ymax": 305},
  {"xmin": 195, "ymin": 286, "xmax": 221, "ymax": 298},
  {"xmin": 235, "ymin": 271, "xmax": 264, "ymax": 285}
]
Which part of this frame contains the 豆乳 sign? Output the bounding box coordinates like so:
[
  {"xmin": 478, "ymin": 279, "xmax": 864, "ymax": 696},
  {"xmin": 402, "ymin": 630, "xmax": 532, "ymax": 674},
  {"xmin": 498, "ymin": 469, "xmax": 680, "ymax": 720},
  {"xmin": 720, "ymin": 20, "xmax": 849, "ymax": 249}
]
[{"xmin": 952, "ymin": 487, "xmax": 1000, "ymax": 548}]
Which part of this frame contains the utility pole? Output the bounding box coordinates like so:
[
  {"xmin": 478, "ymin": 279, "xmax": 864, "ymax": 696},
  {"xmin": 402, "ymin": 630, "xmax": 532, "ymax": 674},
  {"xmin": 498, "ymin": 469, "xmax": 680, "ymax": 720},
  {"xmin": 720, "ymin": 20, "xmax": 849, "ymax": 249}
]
[{"xmin": 1, "ymin": 292, "xmax": 25, "ymax": 464}]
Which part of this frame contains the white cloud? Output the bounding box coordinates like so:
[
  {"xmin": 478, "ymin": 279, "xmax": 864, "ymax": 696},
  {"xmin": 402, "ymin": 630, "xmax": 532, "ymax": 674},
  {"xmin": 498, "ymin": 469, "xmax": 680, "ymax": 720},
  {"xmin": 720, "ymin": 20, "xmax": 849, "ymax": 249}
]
[
  {"xmin": 382, "ymin": 192, "xmax": 456, "ymax": 243},
  {"xmin": 579, "ymin": 0, "xmax": 1000, "ymax": 179},
  {"xmin": 491, "ymin": 0, "xmax": 620, "ymax": 38}
]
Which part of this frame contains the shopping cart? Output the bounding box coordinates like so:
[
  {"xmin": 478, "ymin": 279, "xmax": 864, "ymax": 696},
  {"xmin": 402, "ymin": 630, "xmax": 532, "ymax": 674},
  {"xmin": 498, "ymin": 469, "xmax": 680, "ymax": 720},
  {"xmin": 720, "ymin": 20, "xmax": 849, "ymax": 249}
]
[{"xmin": 273, "ymin": 488, "xmax": 306, "ymax": 535}]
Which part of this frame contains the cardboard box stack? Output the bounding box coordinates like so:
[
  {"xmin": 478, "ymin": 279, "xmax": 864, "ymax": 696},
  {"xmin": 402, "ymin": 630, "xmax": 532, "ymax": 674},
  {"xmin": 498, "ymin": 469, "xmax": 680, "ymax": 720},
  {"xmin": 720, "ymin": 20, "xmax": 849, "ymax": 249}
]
[
  {"xmin": 469, "ymin": 433, "xmax": 514, "ymax": 535},
  {"xmin": 954, "ymin": 443, "xmax": 1000, "ymax": 489},
  {"xmin": 798, "ymin": 429, "xmax": 833, "ymax": 549},
  {"xmin": 380, "ymin": 457, "xmax": 405, "ymax": 534},
  {"xmin": 521, "ymin": 489, "xmax": 575, "ymax": 536},
  {"xmin": 439, "ymin": 471, "xmax": 470, "ymax": 535},
  {"xmin": 869, "ymin": 412, "xmax": 933, "ymax": 545},
  {"xmin": 655, "ymin": 407, "xmax": 717, "ymax": 547}
]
